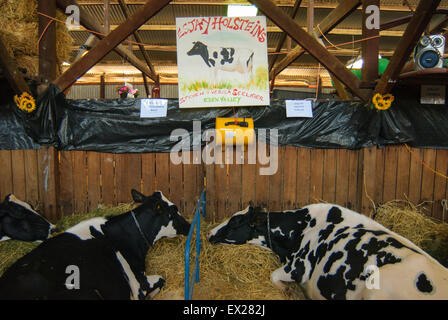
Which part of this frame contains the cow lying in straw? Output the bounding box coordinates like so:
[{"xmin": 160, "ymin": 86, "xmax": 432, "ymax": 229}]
[
  {"xmin": 0, "ymin": 190, "xmax": 190, "ymax": 300},
  {"xmin": 208, "ymin": 204, "xmax": 448, "ymax": 300}
]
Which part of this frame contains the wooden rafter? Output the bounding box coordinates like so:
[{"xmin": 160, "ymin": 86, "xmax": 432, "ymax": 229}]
[
  {"xmin": 374, "ymin": 0, "xmax": 442, "ymax": 94},
  {"xmin": 249, "ymin": 0, "xmax": 368, "ymax": 101},
  {"xmin": 38, "ymin": 0, "xmax": 57, "ymax": 84},
  {"xmin": 54, "ymin": 0, "xmax": 171, "ymax": 92},
  {"xmin": 57, "ymin": 0, "xmax": 156, "ymax": 81},
  {"xmin": 268, "ymin": 0, "xmax": 302, "ymax": 72},
  {"xmin": 270, "ymin": 0, "xmax": 361, "ymax": 79},
  {"xmin": 117, "ymin": 0, "xmax": 157, "ymax": 77}
]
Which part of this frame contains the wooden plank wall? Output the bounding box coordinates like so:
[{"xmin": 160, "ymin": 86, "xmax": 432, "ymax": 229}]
[{"xmin": 0, "ymin": 145, "xmax": 447, "ymax": 223}]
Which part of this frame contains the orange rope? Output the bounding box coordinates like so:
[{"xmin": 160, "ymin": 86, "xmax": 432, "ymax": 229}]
[
  {"xmin": 404, "ymin": 143, "xmax": 448, "ymax": 180},
  {"xmin": 37, "ymin": 19, "xmax": 54, "ymax": 50}
]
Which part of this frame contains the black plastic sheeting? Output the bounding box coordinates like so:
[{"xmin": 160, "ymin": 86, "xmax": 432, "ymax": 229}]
[{"xmin": 2, "ymin": 84, "xmax": 448, "ymax": 152}]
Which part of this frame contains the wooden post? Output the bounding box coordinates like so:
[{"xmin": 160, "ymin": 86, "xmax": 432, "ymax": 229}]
[
  {"xmin": 361, "ymin": 0, "xmax": 379, "ymax": 86},
  {"xmin": 142, "ymin": 73, "xmax": 150, "ymax": 97},
  {"xmin": 100, "ymin": 74, "xmax": 106, "ymax": 99},
  {"xmin": 307, "ymin": 0, "xmax": 314, "ymax": 33},
  {"xmin": 38, "ymin": 0, "xmax": 57, "ymax": 85},
  {"xmin": 104, "ymin": 0, "xmax": 111, "ymax": 34}
]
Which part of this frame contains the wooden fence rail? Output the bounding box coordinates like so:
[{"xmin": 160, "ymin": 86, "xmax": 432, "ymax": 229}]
[{"xmin": 0, "ymin": 145, "xmax": 447, "ymax": 223}]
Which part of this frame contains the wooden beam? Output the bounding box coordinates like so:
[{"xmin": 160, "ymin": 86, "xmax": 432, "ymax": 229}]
[
  {"xmin": 268, "ymin": 0, "xmax": 302, "ymax": 72},
  {"xmin": 104, "ymin": 0, "xmax": 111, "ymax": 34},
  {"xmin": 117, "ymin": 0, "xmax": 157, "ymax": 76},
  {"xmin": 271, "ymin": 0, "xmax": 361, "ymax": 79},
  {"xmin": 374, "ymin": 0, "xmax": 441, "ymax": 94},
  {"xmin": 56, "ymin": 0, "xmax": 156, "ymax": 81},
  {"xmin": 0, "ymin": 37, "xmax": 30, "ymax": 95},
  {"xmin": 250, "ymin": 0, "xmax": 367, "ymax": 101},
  {"xmin": 38, "ymin": 0, "xmax": 57, "ymax": 84},
  {"xmin": 380, "ymin": 14, "xmax": 413, "ymax": 31},
  {"xmin": 307, "ymin": 0, "xmax": 314, "ymax": 33},
  {"xmin": 55, "ymin": 0, "xmax": 169, "ymax": 91},
  {"xmin": 142, "ymin": 73, "xmax": 150, "ymax": 97},
  {"xmin": 361, "ymin": 0, "xmax": 379, "ymax": 84}
]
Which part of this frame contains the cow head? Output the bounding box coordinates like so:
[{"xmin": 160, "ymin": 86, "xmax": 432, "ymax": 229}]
[
  {"xmin": 187, "ymin": 41, "xmax": 207, "ymax": 57},
  {"xmin": 130, "ymin": 189, "xmax": 191, "ymax": 243},
  {"xmin": 0, "ymin": 194, "xmax": 55, "ymax": 242},
  {"xmin": 208, "ymin": 206, "xmax": 268, "ymax": 245}
]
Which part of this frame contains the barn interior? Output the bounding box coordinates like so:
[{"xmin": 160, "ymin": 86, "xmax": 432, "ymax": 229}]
[{"xmin": 1, "ymin": 0, "xmax": 448, "ymax": 301}]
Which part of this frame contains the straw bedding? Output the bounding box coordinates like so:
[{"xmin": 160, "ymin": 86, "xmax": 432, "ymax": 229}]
[{"xmin": 1, "ymin": 200, "xmax": 447, "ymax": 299}]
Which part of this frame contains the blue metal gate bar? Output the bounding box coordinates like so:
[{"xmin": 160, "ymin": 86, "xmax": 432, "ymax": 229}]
[{"xmin": 184, "ymin": 189, "xmax": 206, "ymax": 300}]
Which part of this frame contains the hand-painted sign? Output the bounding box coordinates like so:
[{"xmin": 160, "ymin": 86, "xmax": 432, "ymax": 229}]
[{"xmin": 176, "ymin": 16, "xmax": 270, "ymax": 108}]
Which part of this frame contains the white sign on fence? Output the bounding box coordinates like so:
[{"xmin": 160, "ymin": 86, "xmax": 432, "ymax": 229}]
[
  {"xmin": 176, "ymin": 16, "xmax": 270, "ymax": 108},
  {"xmin": 285, "ymin": 100, "xmax": 314, "ymax": 118},
  {"xmin": 140, "ymin": 99, "xmax": 168, "ymax": 118}
]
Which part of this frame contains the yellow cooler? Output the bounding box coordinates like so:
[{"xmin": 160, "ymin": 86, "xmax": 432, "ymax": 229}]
[{"xmin": 215, "ymin": 117, "xmax": 255, "ymax": 148}]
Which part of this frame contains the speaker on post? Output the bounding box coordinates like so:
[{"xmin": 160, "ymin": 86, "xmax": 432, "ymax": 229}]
[{"xmin": 414, "ymin": 35, "xmax": 445, "ymax": 71}]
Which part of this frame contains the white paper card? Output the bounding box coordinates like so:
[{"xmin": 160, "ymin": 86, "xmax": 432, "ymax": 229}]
[
  {"xmin": 285, "ymin": 100, "xmax": 313, "ymax": 118},
  {"xmin": 140, "ymin": 99, "xmax": 168, "ymax": 118}
]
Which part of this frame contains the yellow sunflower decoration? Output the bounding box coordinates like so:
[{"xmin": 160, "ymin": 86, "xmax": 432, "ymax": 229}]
[
  {"xmin": 14, "ymin": 92, "xmax": 36, "ymax": 113},
  {"xmin": 372, "ymin": 93, "xmax": 395, "ymax": 111}
]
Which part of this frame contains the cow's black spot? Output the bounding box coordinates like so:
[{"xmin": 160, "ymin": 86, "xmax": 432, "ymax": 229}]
[
  {"xmin": 334, "ymin": 226, "xmax": 350, "ymax": 237},
  {"xmin": 376, "ymin": 251, "xmax": 401, "ymax": 267},
  {"xmin": 208, "ymin": 59, "xmax": 215, "ymax": 67},
  {"xmin": 298, "ymin": 241, "xmax": 311, "ymax": 260},
  {"xmin": 354, "ymin": 224, "xmax": 364, "ymax": 229},
  {"xmin": 327, "ymin": 207, "xmax": 344, "ymax": 224},
  {"xmin": 316, "ymin": 242, "xmax": 328, "ymax": 264},
  {"xmin": 416, "ymin": 273, "xmax": 434, "ymax": 294},
  {"xmin": 317, "ymin": 265, "xmax": 348, "ymax": 300},
  {"xmin": 343, "ymin": 237, "xmax": 367, "ymax": 283},
  {"xmin": 213, "ymin": 51, "xmax": 218, "ymax": 59},
  {"xmin": 361, "ymin": 237, "xmax": 390, "ymax": 256},
  {"xmin": 386, "ymin": 237, "xmax": 420, "ymax": 254},
  {"xmin": 328, "ymin": 233, "xmax": 350, "ymax": 251},
  {"xmin": 309, "ymin": 218, "xmax": 316, "ymax": 228},
  {"xmin": 323, "ymin": 251, "xmax": 344, "ymax": 273},
  {"xmin": 318, "ymin": 224, "xmax": 335, "ymax": 242},
  {"xmin": 291, "ymin": 260, "xmax": 306, "ymax": 283}
]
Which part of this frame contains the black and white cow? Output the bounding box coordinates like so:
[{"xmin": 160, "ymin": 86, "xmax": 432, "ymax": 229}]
[
  {"xmin": 208, "ymin": 204, "xmax": 448, "ymax": 300},
  {"xmin": 187, "ymin": 41, "xmax": 254, "ymax": 83},
  {"xmin": 0, "ymin": 190, "xmax": 191, "ymax": 300},
  {"xmin": 0, "ymin": 194, "xmax": 55, "ymax": 242}
]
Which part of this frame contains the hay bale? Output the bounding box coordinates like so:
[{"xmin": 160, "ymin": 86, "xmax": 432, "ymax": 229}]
[
  {"xmin": 374, "ymin": 200, "xmax": 448, "ymax": 267},
  {"xmin": 0, "ymin": 0, "xmax": 73, "ymax": 78}
]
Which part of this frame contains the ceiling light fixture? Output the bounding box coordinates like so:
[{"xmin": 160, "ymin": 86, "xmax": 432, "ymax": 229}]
[{"xmin": 227, "ymin": 4, "xmax": 258, "ymax": 17}]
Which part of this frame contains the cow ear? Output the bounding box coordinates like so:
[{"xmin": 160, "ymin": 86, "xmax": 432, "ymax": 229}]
[{"xmin": 131, "ymin": 189, "xmax": 146, "ymax": 203}]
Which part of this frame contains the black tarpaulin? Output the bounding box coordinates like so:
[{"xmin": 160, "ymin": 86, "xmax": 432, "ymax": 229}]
[{"xmin": 2, "ymin": 84, "xmax": 448, "ymax": 152}]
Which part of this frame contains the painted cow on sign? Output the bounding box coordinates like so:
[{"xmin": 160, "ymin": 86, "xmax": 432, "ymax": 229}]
[
  {"xmin": 208, "ymin": 204, "xmax": 448, "ymax": 300},
  {"xmin": 0, "ymin": 194, "xmax": 55, "ymax": 242},
  {"xmin": 0, "ymin": 190, "xmax": 191, "ymax": 300},
  {"xmin": 187, "ymin": 41, "xmax": 254, "ymax": 84}
]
